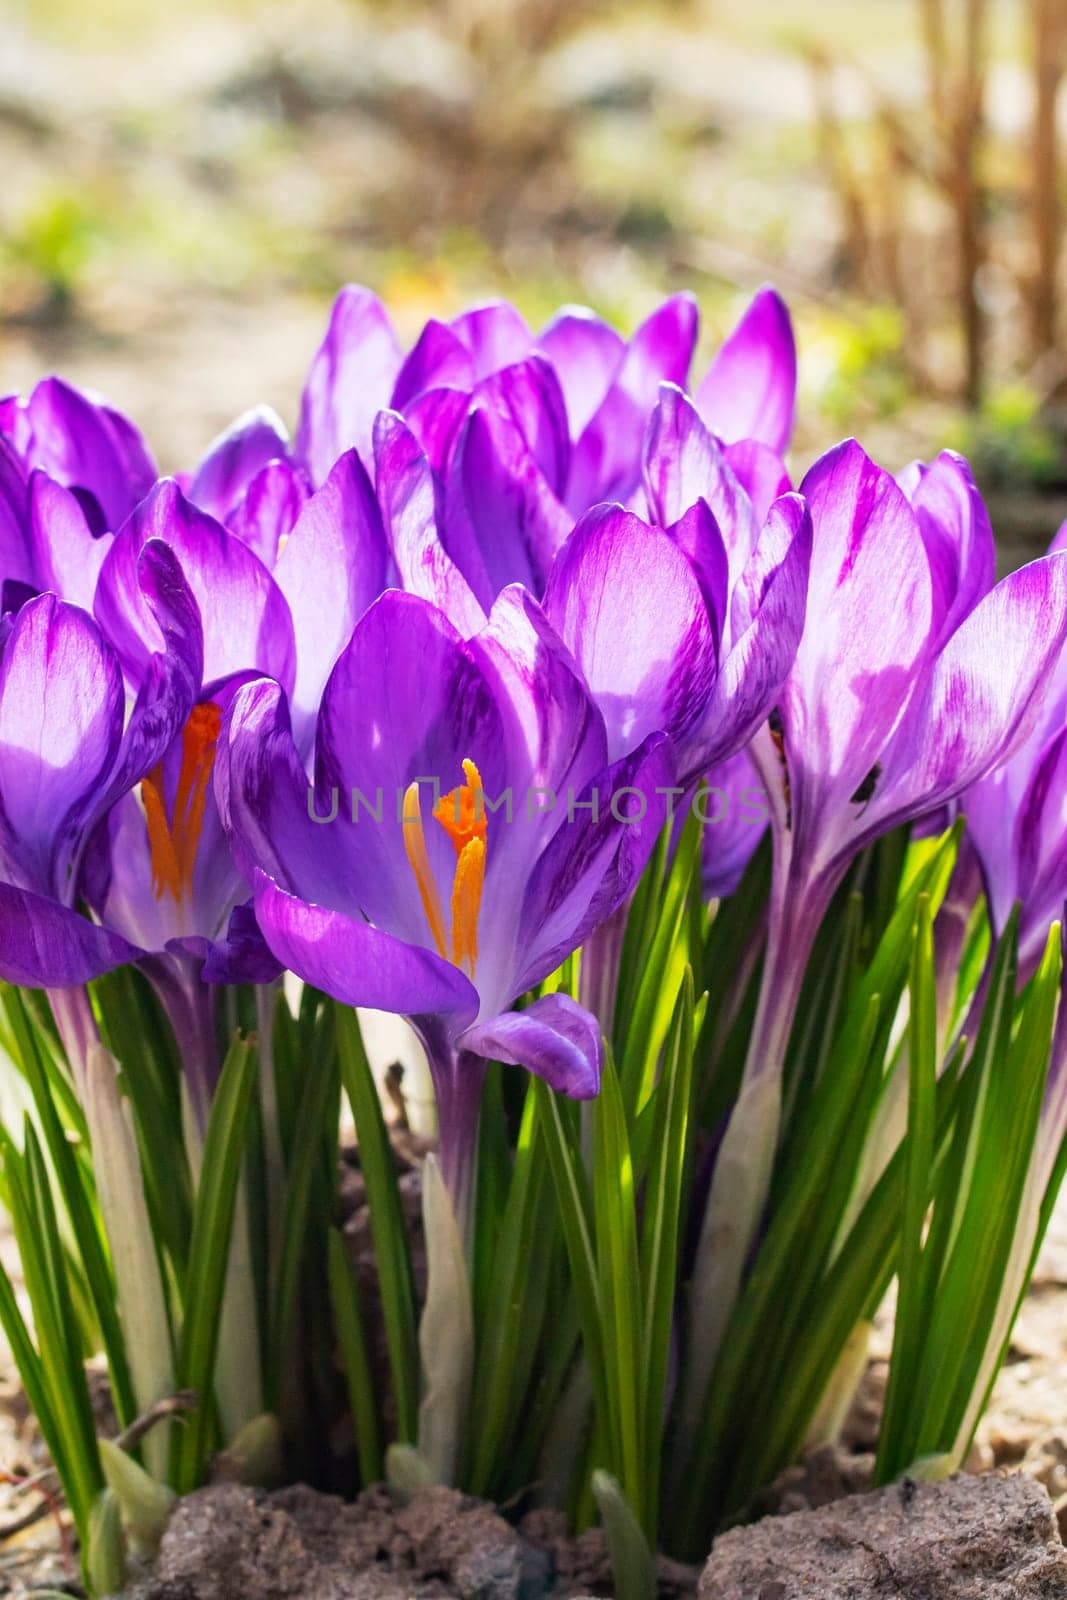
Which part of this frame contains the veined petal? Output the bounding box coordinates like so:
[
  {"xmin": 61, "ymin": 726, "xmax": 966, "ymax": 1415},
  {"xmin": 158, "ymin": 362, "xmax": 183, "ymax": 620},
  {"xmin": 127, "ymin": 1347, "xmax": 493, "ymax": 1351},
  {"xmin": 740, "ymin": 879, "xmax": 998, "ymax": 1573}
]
[
  {"xmin": 0, "ymin": 439, "xmax": 31, "ymax": 589},
  {"xmin": 451, "ymin": 301, "xmax": 533, "ymax": 378},
  {"xmin": 252, "ymin": 871, "xmax": 478, "ymax": 1025},
  {"xmin": 392, "ymin": 320, "xmax": 474, "ymax": 410},
  {"xmin": 14, "ymin": 377, "xmax": 155, "ymax": 532},
  {"xmin": 0, "ymin": 594, "xmax": 124, "ymax": 900},
  {"xmin": 460, "ymin": 992, "xmax": 602, "ymax": 1099},
  {"xmin": 516, "ymin": 732, "xmax": 675, "ymax": 992},
  {"xmin": 373, "ymin": 411, "xmax": 486, "ymax": 637},
  {"xmin": 537, "ymin": 307, "xmax": 626, "ymax": 437},
  {"xmin": 444, "ymin": 401, "xmax": 571, "ymax": 605},
  {"xmin": 0, "ymin": 883, "xmax": 141, "ymax": 986},
  {"xmin": 95, "ymin": 478, "xmax": 296, "ymax": 693},
  {"xmin": 188, "ymin": 405, "xmax": 292, "ymax": 523},
  {"xmin": 644, "ymin": 384, "xmax": 759, "ymax": 585},
  {"xmin": 273, "ymin": 448, "xmax": 389, "ymax": 749},
  {"xmin": 779, "ymin": 440, "xmax": 932, "ymax": 847},
  {"xmin": 871, "ymin": 553, "xmax": 1067, "ymax": 835},
  {"xmin": 226, "ymin": 459, "xmax": 309, "ymax": 566},
  {"xmin": 29, "ymin": 470, "xmax": 109, "ymax": 611},
  {"xmin": 723, "ymin": 439, "xmax": 791, "ymax": 525},
  {"xmin": 297, "ymin": 285, "xmax": 402, "ymax": 484},
  {"xmin": 901, "ymin": 450, "xmax": 995, "ymax": 647},
  {"xmin": 544, "ymin": 503, "xmax": 718, "ymax": 765},
  {"xmin": 568, "ymin": 295, "xmax": 699, "ymax": 510},
  {"xmin": 403, "ymin": 387, "xmax": 471, "ymax": 474},
  {"xmin": 696, "ymin": 286, "xmax": 796, "ymax": 452},
  {"xmin": 698, "ymin": 493, "xmax": 811, "ymax": 773}
]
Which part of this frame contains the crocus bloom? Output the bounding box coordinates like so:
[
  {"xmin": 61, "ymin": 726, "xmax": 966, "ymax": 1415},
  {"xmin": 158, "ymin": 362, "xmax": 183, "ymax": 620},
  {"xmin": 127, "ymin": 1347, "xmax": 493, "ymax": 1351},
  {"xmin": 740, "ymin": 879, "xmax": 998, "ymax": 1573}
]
[
  {"xmin": 294, "ymin": 283, "xmax": 794, "ymax": 509},
  {"xmin": 1, "ymin": 377, "xmax": 156, "ymax": 535},
  {"xmin": 219, "ymin": 586, "xmax": 673, "ymax": 1216},
  {"xmin": 681, "ymin": 441, "xmax": 1067, "ymax": 1425},
  {"xmin": 964, "ymin": 517, "xmax": 1067, "ymax": 982}
]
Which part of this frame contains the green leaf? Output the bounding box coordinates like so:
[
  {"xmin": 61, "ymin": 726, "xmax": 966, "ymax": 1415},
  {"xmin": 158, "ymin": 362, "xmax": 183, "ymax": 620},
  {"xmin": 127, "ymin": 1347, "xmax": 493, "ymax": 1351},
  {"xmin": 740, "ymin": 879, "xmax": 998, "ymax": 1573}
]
[
  {"xmin": 639, "ymin": 970, "xmax": 696, "ymax": 1529},
  {"xmin": 591, "ymin": 1469, "xmax": 656, "ymax": 1600},
  {"xmin": 0, "ymin": 1122, "xmax": 102, "ymax": 1539},
  {"xmin": 593, "ymin": 1051, "xmax": 645, "ymax": 1528},
  {"xmin": 875, "ymin": 895, "xmax": 938, "ymax": 1480},
  {"xmin": 328, "ymin": 1227, "xmax": 382, "ymax": 1485},
  {"xmin": 1, "ymin": 987, "xmax": 137, "ymax": 1428},
  {"xmin": 271, "ymin": 1023, "xmax": 340, "ymax": 1397},
  {"xmin": 173, "ymin": 1033, "xmax": 259, "ymax": 1493},
  {"xmin": 336, "ymin": 1004, "xmax": 419, "ymax": 1443}
]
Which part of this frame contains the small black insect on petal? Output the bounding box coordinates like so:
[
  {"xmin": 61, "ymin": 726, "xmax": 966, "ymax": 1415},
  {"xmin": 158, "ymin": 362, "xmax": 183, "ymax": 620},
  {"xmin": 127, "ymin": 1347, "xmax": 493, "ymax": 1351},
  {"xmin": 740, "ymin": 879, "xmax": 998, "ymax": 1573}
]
[{"xmin": 850, "ymin": 762, "xmax": 883, "ymax": 806}]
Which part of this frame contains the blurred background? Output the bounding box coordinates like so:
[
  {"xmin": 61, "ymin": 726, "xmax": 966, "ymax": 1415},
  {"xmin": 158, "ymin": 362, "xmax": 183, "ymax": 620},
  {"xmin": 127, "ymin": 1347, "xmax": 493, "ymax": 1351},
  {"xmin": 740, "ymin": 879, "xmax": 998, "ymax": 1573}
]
[{"xmin": 3, "ymin": 0, "xmax": 1067, "ymax": 563}]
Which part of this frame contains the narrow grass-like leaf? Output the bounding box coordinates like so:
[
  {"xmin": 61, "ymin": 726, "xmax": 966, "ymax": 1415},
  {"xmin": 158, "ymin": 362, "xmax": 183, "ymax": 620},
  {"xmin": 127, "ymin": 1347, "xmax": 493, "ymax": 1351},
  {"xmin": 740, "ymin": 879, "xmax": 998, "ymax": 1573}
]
[
  {"xmin": 328, "ymin": 1227, "xmax": 382, "ymax": 1485},
  {"xmin": 1, "ymin": 987, "xmax": 137, "ymax": 1429},
  {"xmin": 639, "ymin": 969, "xmax": 695, "ymax": 1526},
  {"xmin": 592, "ymin": 1469, "xmax": 657, "ymax": 1600},
  {"xmin": 173, "ymin": 1033, "xmax": 259, "ymax": 1493},
  {"xmin": 593, "ymin": 1050, "xmax": 645, "ymax": 1527},
  {"xmin": 875, "ymin": 895, "xmax": 937, "ymax": 1480},
  {"xmin": 336, "ymin": 1004, "xmax": 418, "ymax": 1443}
]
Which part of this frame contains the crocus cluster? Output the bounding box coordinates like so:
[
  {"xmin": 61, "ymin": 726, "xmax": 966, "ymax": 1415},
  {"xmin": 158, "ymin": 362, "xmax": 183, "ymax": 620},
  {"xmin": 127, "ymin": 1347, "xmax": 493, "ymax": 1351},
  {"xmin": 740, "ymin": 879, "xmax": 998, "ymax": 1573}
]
[{"xmin": 4, "ymin": 284, "xmax": 1067, "ymax": 1571}]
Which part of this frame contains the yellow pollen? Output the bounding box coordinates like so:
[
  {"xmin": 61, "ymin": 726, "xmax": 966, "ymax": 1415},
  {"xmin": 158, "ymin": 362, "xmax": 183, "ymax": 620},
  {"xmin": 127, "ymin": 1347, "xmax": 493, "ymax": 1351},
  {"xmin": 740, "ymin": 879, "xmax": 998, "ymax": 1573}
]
[
  {"xmin": 142, "ymin": 702, "xmax": 222, "ymax": 903},
  {"xmin": 402, "ymin": 780, "xmax": 449, "ymax": 959},
  {"xmin": 404, "ymin": 760, "xmax": 488, "ymax": 976}
]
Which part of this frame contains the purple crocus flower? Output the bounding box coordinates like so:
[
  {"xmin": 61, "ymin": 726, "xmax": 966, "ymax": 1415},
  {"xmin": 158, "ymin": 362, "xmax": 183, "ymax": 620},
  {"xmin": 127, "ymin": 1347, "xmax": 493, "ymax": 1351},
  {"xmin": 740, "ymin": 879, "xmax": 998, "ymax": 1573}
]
[
  {"xmin": 0, "ymin": 542, "xmax": 199, "ymax": 994},
  {"xmin": 680, "ymin": 440, "xmax": 1067, "ymax": 1425},
  {"xmin": 964, "ymin": 515, "xmax": 1067, "ymax": 983},
  {"xmin": 745, "ymin": 441, "xmax": 1060, "ymax": 1082},
  {"xmin": 219, "ymin": 586, "xmax": 673, "ymax": 1218},
  {"xmin": 294, "ymin": 283, "xmax": 794, "ymax": 511},
  {"xmin": 1, "ymin": 377, "xmax": 156, "ymax": 536}
]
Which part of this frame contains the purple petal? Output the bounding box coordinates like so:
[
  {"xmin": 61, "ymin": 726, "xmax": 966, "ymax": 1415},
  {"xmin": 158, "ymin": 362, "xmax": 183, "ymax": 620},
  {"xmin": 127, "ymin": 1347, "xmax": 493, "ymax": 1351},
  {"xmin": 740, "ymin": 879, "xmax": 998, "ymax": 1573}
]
[
  {"xmin": 0, "ymin": 594, "xmax": 124, "ymax": 899},
  {"xmin": 544, "ymin": 504, "xmax": 718, "ymax": 764},
  {"xmin": 724, "ymin": 439, "xmax": 791, "ymax": 525},
  {"xmin": 403, "ymin": 386, "xmax": 471, "ymax": 475},
  {"xmin": 774, "ymin": 441, "xmax": 932, "ymax": 836},
  {"xmin": 701, "ymin": 750, "xmax": 769, "ymax": 899},
  {"xmin": 29, "ymin": 471, "xmax": 109, "ymax": 611},
  {"xmin": 273, "ymin": 447, "xmax": 389, "ymax": 748},
  {"xmin": 252, "ymin": 870, "xmax": 478, "ymax": 1022},
  {"xmin": 900, "ymin": 451, "xmax": 995, "ymax": 647},
  {"xmin": 392, "ymin": 321, "xmax": 474, "ymax": 411},
  {"xmin": 14, "ymin": 378, "xmax": 156, "ymax": 532},
  {"xmin": 198, "ymin": 902, "xmax": 285, "ymax": 984},
  {"xmin": 188, "ymin": 406, "xmax": 292, "ymax": 523},
  {"xmin": 461, "ymin": 992, "xmax": 602, "ymax": 1099},
  {"xmin": 644, "ymin": 385, "xmax": 759, "ymax": 585},
  {"xmin": 373, "ymin": 411, "xmax": 486, "ymax": 636},
  {"xmin": 226, "ymin": 459, "xmax": 310, "ymax": 566},
  {"xmin": 297, "ymin": 285, "xmax": 402, "ymax": 484},
  {"xmin": 95, "ymin": 479, "xmax": 296, "ymax": 693},
  {"xmin": 450, "ymin": 302, "xmax": 532, "ymax": 378},
  {"xmin": 872, "ymin": 553, "xmax": 1067, "ymax": 832},
  {"xmin": 537, "ymin": 307, "xmax": 626, "ymax": 438},
  {"xmin": 517, "ymin": 732, "xmax": 675, "ymax": 990},
  {"xmin": 696, "ymin": 286, "xmax": 796, "ymax": 452},
  {"xmin": 0, "ymin": 883, "xmax": 141, "ymax": 986},
  {"xmin": 698, "ymin": 493, "xmax": 812, "ymax": 773},
  {"xmin": 475, "ymin": 355, "xmax": 570, "ymax": 496},
  {"xmin": 666, "ymin": 499, "xmax": 729, "ymax": 642},
  {"xmin": 0, "ymin": 439, "xmax": 30, "ymax": 589},
  {"xmin": 444, "ymin": 399, "xmax": 571, "ymax": 605},
  {"xmin": 568, "ymin": 295, "xmax": 699, "ymax": 510}
]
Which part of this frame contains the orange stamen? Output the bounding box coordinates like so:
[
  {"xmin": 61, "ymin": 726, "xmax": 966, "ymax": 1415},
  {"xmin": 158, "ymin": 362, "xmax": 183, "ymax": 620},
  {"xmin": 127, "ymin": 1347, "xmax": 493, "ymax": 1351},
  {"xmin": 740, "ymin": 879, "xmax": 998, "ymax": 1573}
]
[
  {"xmin": 141, "ymin": 702, "xmax": 222, "ymax": 903},
  {"xmin": 403, "ymin": 781, "xmax": 449, "ymax": 958},
  {"xmin": 402, "ymin": 761, "xmax": 489, "ymax": 977}
]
